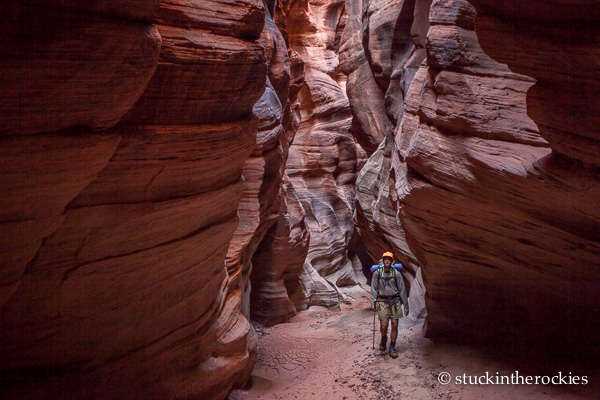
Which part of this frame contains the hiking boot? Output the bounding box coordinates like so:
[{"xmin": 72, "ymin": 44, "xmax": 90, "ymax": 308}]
[
  {"xmin": 389, "ymin": 347, "xmax": 398, "ymax": 358},
  {"xmin": 379, "ymin": 337, "xmax": 387, "ymax": 351}
]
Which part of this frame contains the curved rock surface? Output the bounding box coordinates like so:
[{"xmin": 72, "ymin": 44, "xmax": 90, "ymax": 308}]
[
  {"xmin": 225, "ymin": 0, "xmax": 308, "ymax": 327},
  {"xmin": 0, "ymin": 2, "xmax": 160, "ymax": 135},
  {"xmin": 4, "ymin": 0, "xmax": 598, "ymax": 398},
  {"xmin": 0, "ymin": 1, "xmax": 267, "ymax": 399},
  {"xmin": 342, "ymin": 0, "xmax": 431, "ymax": 280},
  {"xmin": 348, "ymin": 0, "xmax": 600, "ymax": 351},
  {"xmin": 469, "ymin": 0, "xmax": 600, "ymax": 166},
  {"xmin": 241, "ymin": 1, "xmax": 313, "ymax": 326},
  {"xmin": 251, "ymin": 174, "xmax": 311, "ymax": 325},
  {"xmin": 282, "ymin": 0, "xmax": 364, "ymax": 308}
]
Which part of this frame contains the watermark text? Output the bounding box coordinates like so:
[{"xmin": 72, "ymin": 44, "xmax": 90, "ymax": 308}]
[{"xmin": 437, "ymin": 371, "xmax": 588, "ymax": 385}]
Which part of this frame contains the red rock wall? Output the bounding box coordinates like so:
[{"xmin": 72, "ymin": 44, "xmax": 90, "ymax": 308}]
[
  {"xmin": 9, "ymin": 0, "xmax": 597, "ymax": 397},
  {"xmin": 469, "ymin": 0, "xmax": 600, "ymax": 166},
  {"xmin": 0, "ymin": 1, "xmax": 267, "ymax": 398},
  {"xmin": 347, "ymin": 0, "xmax": 600, "ymax": 350},
  {"xmin": 392, "ymin": 0, "xmax": 548, "ymax": 343},
  {"xmin": 281, "ymin": 0, "xmax": 365, "ymax": 308},
  {"xmin": 225, "ymin": 0, "xmax": 291, "ymax": 324},
  {"xmin": 251, "ymin": 174, "xmax": 311, "ymax": 325},
  {"xmin": 341, "ymin": 0, "xmax": 431, "ymax": 277},
  {"xmin": 244, "ymin": 1, "xmax": 312, "ymax": 326}
]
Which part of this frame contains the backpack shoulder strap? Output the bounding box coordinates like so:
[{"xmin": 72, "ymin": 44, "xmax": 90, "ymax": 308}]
[
  {"xmin": 373, "ymin": 267, "xmax": 382, "ymax": 299},
  {"xmin": 393, "ymin": 267, "xmax": 402, "ymax": 290}
]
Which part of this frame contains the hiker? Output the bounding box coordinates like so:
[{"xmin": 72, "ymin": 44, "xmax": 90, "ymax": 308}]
[{"xmin": 371, "ymin": 251, "xmax": 409, "ymax": 358}]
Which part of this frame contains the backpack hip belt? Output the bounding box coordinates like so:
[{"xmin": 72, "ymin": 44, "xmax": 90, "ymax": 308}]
[{"xmin": 378, "ymin": 295, "xmax": 400, "ymax": 307}]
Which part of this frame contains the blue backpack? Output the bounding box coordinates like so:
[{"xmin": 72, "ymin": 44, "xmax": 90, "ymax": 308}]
[{"xmin": 370, "ymin": 262, "xmax": 403, "ymax": 273}]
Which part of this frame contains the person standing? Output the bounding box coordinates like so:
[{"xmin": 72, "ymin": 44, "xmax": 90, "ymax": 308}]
[{"xmin": 371, "ymin": 251, "xmax": 409, "ymax": 358}]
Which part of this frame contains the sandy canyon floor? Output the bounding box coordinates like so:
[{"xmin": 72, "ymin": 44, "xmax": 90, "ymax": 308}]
[{"xmin": 229, "ymin": 285, "xmax": 599, "ymax": 400}]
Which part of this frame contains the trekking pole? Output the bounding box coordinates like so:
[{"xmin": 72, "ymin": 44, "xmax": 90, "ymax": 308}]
[{"xmin": 372, "ymin": 303, "xmax": 376, "ymax": 349}]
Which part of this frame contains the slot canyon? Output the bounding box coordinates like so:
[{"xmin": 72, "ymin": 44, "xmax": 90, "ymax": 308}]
[{"xmin": 1, "ymin": 0, "xmax": 599, "ymax": 399}]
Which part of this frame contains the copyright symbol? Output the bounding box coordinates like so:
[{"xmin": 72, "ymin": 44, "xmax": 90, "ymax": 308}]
[{"xmin": 438, "ymin": 372, "xmax": 451, "ymax": 385}]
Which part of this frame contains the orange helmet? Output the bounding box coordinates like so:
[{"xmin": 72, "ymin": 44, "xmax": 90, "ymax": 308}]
[{"xmin": 382, "ymin": 251, "xmax": 394, "ymax": 260}]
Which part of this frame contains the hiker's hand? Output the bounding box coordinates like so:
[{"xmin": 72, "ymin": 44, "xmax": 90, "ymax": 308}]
[
  {"xmin": 372, "ymin": 303, "xmax": 377, "ymax": 311},
  {"xmin": 404, "ymin": 309, "xmax": 409, "ymax": 316}
]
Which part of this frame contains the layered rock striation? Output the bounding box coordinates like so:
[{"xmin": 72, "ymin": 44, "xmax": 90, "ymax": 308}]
[
  {"xmin": 251, "ymin": 174, "xmax": 311, "ymax": 325},
  {"xmin": 226, "ymin": 0, "xmax": 314, "ymax": 328},
  {"xmin": 348, "ymin": 0, "xmax": 600, "ymax": 351},
  {"xmin": 1, "ymin": 1, "xmax": 368, "ymax": 396},
  {"xmin": 470, "ymin": 0, "xmax": 600, "ymax": 167},
  {"xmin": 245, "ymin": 1, "xmax": 312, "ymax": 326},
  {"xmin": 1, "ymin": 1, "xmax": 268, "ymax": 398},
  {"xmin": 341, "ymin": 0, "xmax": 432, "ymax": 280},
  {"xmin": 280, "ymin": 0, "xmax": 365, "ymax": 307},
  {"xmin": 5, "ymin": 0, "xmax": 597, "ymax": 398}
]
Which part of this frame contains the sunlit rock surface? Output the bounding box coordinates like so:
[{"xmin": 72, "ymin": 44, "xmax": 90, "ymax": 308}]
[
  {"xmin": 0, "ymin": 1, "xmax": 266, "ymax": 398},
  {"xmin": 342, "ymin": 0, "xmax": 431, "ymax": 280},
  {"xmin": 226, "ymin": 0, "xmax": 309, "ymax": 328},
  {"xmin": 244, "ymin": 1, "xmax": 312, "ymax": 326},
  {"xmin": 280, "ymin": 0, "xmax": 364, "ymax": 307}
]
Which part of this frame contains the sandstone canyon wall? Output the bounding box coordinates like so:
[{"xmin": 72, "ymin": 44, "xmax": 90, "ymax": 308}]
[
  {"xmin": 341, "ymin": 0, "xmax": 431, "ymax": 281},
  {"xmin": 1, "ymin": 0, "xmax": 367, "ymax": 397},
  {"xmin": 276, "ymin": 0, "xmax": 366, "ymax": 308},
  {"xmin": 3, "ymin": 0, "xmax": 598, "ymax": 398},
  {"xmin": 348, "ymin": 0, "xmax": 600, "ymax": 351},
  {"xmin": 225, "ymin": 0, "xmax": 295, "ymax": 328},
  {"xmin": 247, "ymin": 8, "xmax": 317, "ymax": 323},
  {"xmin": 1, "ymin": 1, "xmax": 268, "ymax": 398}
]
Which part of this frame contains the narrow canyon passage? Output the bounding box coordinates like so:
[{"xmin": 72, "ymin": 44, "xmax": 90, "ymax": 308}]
[{"xmin": 1, "ymin": 0, "xmax": 599, "ymax": 399}]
